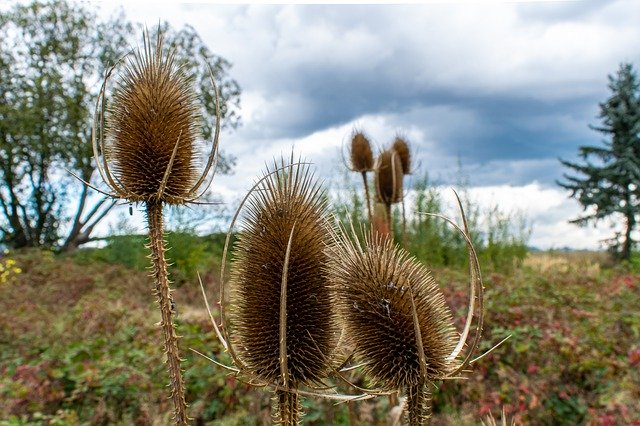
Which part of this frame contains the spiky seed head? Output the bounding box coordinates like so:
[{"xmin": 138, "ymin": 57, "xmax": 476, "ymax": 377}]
[
  {"xmin": 326, "ymin": 230, "xmax": 457, "ymax": 390},
  {"xmin": 350, "ymin": 131, "xmax": 374, "ymax": 172},
  {"xmin": 392, "ymin": 136, "xmax": 411, "ymax": 175},
  {"xmin": 106, "ymin": 34, "xmax": 201, "ymax": 205},
  {"xmin": 375, "ymin": 150, "xmax": 403, "ymax": 205},
  {"xmin": 230, "ymin": 158, "xmax": 337, "ymax": 388}
]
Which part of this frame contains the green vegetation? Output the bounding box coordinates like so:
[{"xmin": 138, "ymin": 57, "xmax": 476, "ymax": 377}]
[
  {"xmin": 0, "ymin": 0, "xmax": 240, "ymax": 251},
  {"xmin": 331, "ymin": 173, "xmax": 529, "ymax": 273},
  {"xmin": 1, "ymin": 234, "xmax": 638, "ymax": 424}
]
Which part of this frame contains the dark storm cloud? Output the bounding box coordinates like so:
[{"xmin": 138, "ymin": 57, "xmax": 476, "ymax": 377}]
[
  {"xmin": 115, "ymin": 1, "xmax": 639, "ymax": 187},
  {"xmin": 213, "ymin": 1, "xmax": 638, "ymax": 187},
  {"xmin": 93, "ymin": 0, "xmax": 640, "ymax": 248}
]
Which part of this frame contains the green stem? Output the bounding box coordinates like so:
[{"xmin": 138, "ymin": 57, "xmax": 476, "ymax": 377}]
[{"xmin": 147, "ymin": 201, "xmax": 188, "ymax": 425}]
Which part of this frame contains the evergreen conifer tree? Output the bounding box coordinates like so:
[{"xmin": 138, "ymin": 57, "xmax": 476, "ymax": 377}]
[{"xmin": 559, "ymin": 63, "xmax": 640, "ymax": 260}]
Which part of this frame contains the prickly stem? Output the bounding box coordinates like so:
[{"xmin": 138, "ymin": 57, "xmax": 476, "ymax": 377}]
[
  {"xmin": 385, "ymin": 202, "xmax": 392, "ymax": 231},
  {"xmin": 361, "ymin": 171, "xmax": 372, "ymax": 224},
  {"xmin": 147, "ymin": 201, "xmax": 188, "ymax": 425},
  {"xmin": 406, "ymin": 382, "xmax": 431, "ymax": 426},
  {"xmin": 274, "ymin": 389, "xmax": 301, "ymax": 426},
  {"xmin": 401, "ymin": 197, "xmax": 408, "ymax": 250}
]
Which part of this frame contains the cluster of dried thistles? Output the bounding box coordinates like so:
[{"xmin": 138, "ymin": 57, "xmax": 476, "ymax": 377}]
[
  {"xmin": 206, "ymin": 154, "xmax": 483, "ymax": 425},
  {"xmin": 87, "ymin": 30, "xmax": 483, "ymax": 425}
]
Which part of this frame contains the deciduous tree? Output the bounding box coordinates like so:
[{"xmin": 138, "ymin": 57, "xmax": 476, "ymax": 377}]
[{"xmin": 0, "ymin": 0, "xmax": 241, "ymax": 251}]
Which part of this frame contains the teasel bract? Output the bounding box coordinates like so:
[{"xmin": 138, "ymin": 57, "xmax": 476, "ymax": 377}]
[
  {"xmin": 86, "ymin": 30, "xmax": 221, "ymax": 425},
  {"xmin": 391, "ymin": 136, "xmax": 411, "ymax": 249},
  {"xmin": 212, "ymin": 157, "xmax": 338, "ymax": 425},
  {"xmin": 375, "ymin": 149, "xmax": 404, "ymax": 229},
  {"xmin": 349, "ymin": 130, "xmax": 375, "ymax": 223},
  {"xmin": 327, "ymin": 193, "xmax": 484, "ymax": 425}
]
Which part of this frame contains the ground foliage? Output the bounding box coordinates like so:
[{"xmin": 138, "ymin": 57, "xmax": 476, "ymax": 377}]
[{"xmin": 0, "ymin": 244, "xmax": 638, "ymax": 424}]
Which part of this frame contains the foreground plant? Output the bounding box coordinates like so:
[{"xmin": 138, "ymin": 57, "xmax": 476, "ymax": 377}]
[
  {"xmin": 200, "ymin": 157, "xmax": 349, "ymax": 424},
  {"xmin": 327, "ymin": 193, "xmax": 484, "ymax": 425},
  {"xmin": 87, "ymin": 31, "xmax": 220, "ymax": 425}
]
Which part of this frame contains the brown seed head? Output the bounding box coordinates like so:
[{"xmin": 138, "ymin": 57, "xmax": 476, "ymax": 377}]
[
  {"xmin": 106, "ymin": 35, "xmax": 200, "ymax": 205},
  {"xmin": 230, "ymin": 158, "xmax": 337, "ymax": 387},
  {"xmin": 350, "ymin": 131, "xmax": 374, "ymax": 172},
  {"xmin": 392, "ymin": 136, "xmax": 411, "ymax": 175},
  {"xmin": 375, "ymin": 150, "xmax": 403, "ymax": 205},
  {"xmin": 326, "ymin": 230, "xmax": 457, "ymax": 390}
]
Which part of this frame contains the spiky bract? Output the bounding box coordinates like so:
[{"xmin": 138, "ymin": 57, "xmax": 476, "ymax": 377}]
[
  {"xmin": 392, "ymin": 136, "xmax": 411, "ymax": 175},
  {"xmin": 350, "ymin": 131, "xmax": 374, "ymax": 172},
  {"xmin": 107, "ymin": 36, "xmax": 200, "ymax": 204},
  {"xmin": 375, "ymin": 150, "xmax": 403, "ymax": 205},
  {"xmin": 327, "ymin": 231, "xmax": 457, "ymax": 390},
  {"xmin": 230, "ymin": 159, "xmax": 336, "ymax": 387}
]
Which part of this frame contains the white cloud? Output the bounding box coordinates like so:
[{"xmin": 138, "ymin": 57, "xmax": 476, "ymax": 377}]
[{"xmin": 88, "ymin": 1, "xmax": 639, "ymax": 250}]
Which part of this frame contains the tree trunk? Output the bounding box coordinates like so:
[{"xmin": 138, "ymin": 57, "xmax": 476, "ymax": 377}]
[{"xmin": 622, "ymin": 211, "xmax": 634, "ymax": 261}]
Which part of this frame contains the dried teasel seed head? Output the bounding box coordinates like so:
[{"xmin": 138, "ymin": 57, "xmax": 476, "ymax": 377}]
[
  {"xmin": 326, "ymin": 230, "xmax": 457, "ymax": 390},
  {"xmin": 350, "ymin": 131, "xmax": 374, "ymax": 172},
  {"xmin": 230, "ymin": 158, "xmax": 337, "ymax": 389},
  {"xmin": 375, "ymin": 150, "xmax": 403, "ymax": 204},
  {"xmin": 106, "ymin": 34, "xmax": 201, "ymax": 205},
  {"xmin": 392, "ymin": 136, "xmax": 411, "ymax": 175}
]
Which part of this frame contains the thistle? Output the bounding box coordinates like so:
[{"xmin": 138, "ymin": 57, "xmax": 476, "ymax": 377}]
[
  {"xmin": 349, "ymin": 130, "xmax": 375, "ymax": 223},
  {"xmin": 210, "ymin": 157, "xmax": 338, "ymax": 425},
  {"xmin": 327, "ymin": 194, "xmax": 484, "ymax": 425},
  {"xmin": 87, "ymin": 30, "xmax": 221, "ymax": 425},
  {"xmin": 375, "ymin": 149, "xmax": 403, "ymax": 228},
  {"xmin": 392, "ymin": 136, "xmax": 411, "ymax": 175}
]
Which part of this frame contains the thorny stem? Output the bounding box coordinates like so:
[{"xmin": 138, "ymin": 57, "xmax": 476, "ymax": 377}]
[
  {"xmin": 385, "ymin": 202, "xmax": 392, "ymax": 232},
  {"xmin": 147, "ymin": 201, "xmax": 188, "ymax": 425},
  {"xmin": 401, "ymin": 198, "xmax": 407, "ymax": 250},
  {"xmin": 406, "ymin": 381, "xmax": 431, "ymax": 426},
  {"xmin": 275, "ymin": 388, "xmax": 301, "ymax": 425},
  {"xmin": 361, "ymin": 171, "xmax": 372, "ymax": 224}
]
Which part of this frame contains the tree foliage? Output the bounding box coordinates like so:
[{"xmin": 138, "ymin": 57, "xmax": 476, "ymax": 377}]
[
  {"xmin": 0, "ymin": 0, "xmax": 241, "ymax": 251},
  {"xmin": 558, "ymin": 63, "xmax": 640, "ymax": 260}
]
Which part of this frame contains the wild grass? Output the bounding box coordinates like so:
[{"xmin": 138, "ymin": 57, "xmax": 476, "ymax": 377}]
[{"xmin": 331, "ymin": 173, "xmax": 529, "ymax": 273}]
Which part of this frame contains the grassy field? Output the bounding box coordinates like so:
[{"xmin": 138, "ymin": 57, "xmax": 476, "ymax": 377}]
[{"xmin": 0, "ymin": 245, "xmax": 639, "ymax": 425}]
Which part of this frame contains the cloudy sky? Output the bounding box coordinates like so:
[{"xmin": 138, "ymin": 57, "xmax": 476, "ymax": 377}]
[{"xmin": 96, "ymin": 1, "xmax": 640, "ymax": 250}]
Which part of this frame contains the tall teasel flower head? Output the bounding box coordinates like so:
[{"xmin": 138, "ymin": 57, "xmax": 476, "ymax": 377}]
[
  {"xmin": 350, "ymin": 130, "xmax": 374, "ymax": 173},
  {"xmin": 90, "ymin": 30, "xmax": 220, "ymax": 205},
  {"xmin": 326, "ymin": 193, "xmax": 484, "ymax": 425},
  {"xmin": 347, "ymin": 129, "xmax": 375, "ymax": 223},
  {"xmin": 375, "ymin": 149, "xmax": 403, "ymax": 205},
  {"xmin": 392, "ymin": 136, "xmax": 411, "ymax": 175},
  {"xmin": 224, "ymin": 157, "xmax": 338, "ymax": 424},
  {"xmin": 327, "ymin": 230, "xmax": 458, "ymax": 388},
  {"xmin": 86, "ymin": 29, "xmax": 222, "ymax": 425}
]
